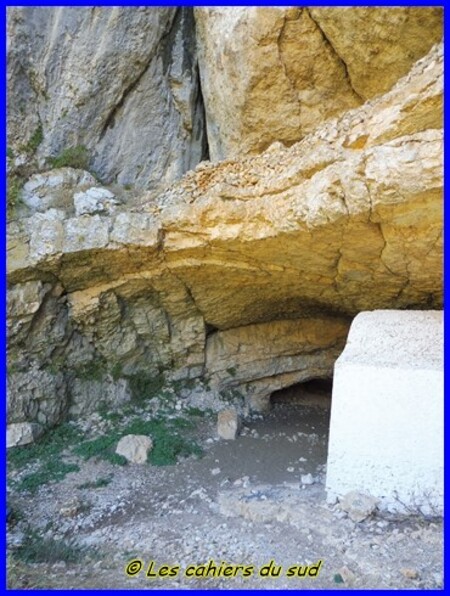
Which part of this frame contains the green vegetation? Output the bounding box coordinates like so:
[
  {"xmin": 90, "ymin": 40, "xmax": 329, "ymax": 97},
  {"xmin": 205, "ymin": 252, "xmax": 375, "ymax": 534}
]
[
  {"xmin": 8, "ymin": 377, "xmax": 207, "ymax": 495},
  {"xmin": 7, "ymin": 147, "xmax": 15, "ymax": 160},
  {"xmin": 77, "ymin": 476, "xmax": 112, "ymax": 490},
  {"xmin": 47, "ymin": 145, "xmax": 90, "ymax": 170},
  {"xmin": 73, "ymin": 416, "xmax": 202, "ymax": 467},
  {"xmin": 73, "ymin": 359, "xmax": 106, "ymax": 382},
  {"xmin": 110, "ymin": 362, "xmax": 123, "ymax": 382},
  {"xmin": 186, "ymin": 406, "xmax": 213, "ymax": 418},
  {"xmin": 25, "ymin": 124, "xmax": 43, "ymax": 154},
  {"xmin": 219, "ymin": 387, "xmax": 245, "ymax": 405},
  {"xmin": 15, "ymin": 530, "xmax": 91, "ymax": 564},
  {"xmin": 128, "ymin": 372, "xmax": 166, "ymax": 402},
  {"xmin": 8, "ymin": 423, "xmax": 82, "ymax": 493},
  {"xmin": 7, "ymin": 174, "xmax": 24, "ymax": 212},
  {"xmin": 17, "ymin": 124, "xmax": 44, "ymax": 155},
  {"xmin": 73, "ymin": 435, "xmax": 127, "ymax": 466},
  {"xmin": 8, "ymin": 423, "xmax": 81, "ymax": 469},
  {"xmin": 16, "ymin": 461, "xmax": 80, "ymax": 494}
]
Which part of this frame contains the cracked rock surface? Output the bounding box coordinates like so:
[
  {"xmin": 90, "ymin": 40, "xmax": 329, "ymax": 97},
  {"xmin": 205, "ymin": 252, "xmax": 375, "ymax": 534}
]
[
  {"xmin": 7, "ymin": 41, "xmax": 443, "ymax": 431},
  {"xmin": 194, "ymin": 6, "xmax": 442, "ymax": 160}
]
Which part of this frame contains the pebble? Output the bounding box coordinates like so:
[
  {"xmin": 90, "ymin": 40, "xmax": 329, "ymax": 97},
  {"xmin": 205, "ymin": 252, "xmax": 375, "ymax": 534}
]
[
  {"xmin": 300, "ymin": 473, "xmax": 315, "ymax": 485},
  {"xmin": 400, "ymin": 568, "xmax": 420, "ymax": 580}
]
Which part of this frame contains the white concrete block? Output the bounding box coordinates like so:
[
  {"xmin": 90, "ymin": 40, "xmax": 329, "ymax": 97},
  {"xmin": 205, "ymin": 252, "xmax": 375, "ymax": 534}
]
[{"xmin": 326, "ymin": 310, "xmax": 443, "ymax": 515}]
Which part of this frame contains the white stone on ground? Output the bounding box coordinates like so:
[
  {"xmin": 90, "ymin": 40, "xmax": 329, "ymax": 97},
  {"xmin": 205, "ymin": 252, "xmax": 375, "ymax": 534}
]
[
  {"xmin": 301, "ymin": 473, "xmax": 315, "ymax": 486},
  {"xmin": 115, "ymin": 434, "xmax": 153, "ymax": 464},
  {"xmin": 217, "ymin": 408, "xmax": 240, "ymax": 440},
  {"xmin": 339, "ymin": 491, "xmax": 378, "ymax": 522}
]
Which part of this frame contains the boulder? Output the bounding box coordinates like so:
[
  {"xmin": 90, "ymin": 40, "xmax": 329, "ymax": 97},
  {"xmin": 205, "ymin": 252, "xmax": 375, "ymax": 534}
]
[
  {"xmin": 115, "ymin": 434, "xmax": 153, "ymax": 464},
  {"xmin": 21, "ymin": 169, "xmax": 96, "ymax": 212},
  {"xmin": 73, "ymin": 187, "xmax": 118, "ymax": 216},
  {"xmin": 217, "ymin": 408, "xmax": 240, "ymax": 440},
  {"xmin": 7, "ymin": 422, "xmax": 43, "ymax": 447}
]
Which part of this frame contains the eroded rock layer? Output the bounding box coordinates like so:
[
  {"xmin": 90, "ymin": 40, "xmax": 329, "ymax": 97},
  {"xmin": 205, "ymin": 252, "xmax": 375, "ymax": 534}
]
[{"xmin": 7, "ymin": 35, "xmax": 443, "ymax": 428}]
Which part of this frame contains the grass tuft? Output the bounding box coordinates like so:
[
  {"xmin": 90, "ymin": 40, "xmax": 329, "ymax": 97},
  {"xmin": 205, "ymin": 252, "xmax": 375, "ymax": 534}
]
[
  {"xmin": 47, "ymin": 145, "xmax": 90, "ymax": 170},
  {"xmin": 15, "ymin": 530, "xmax": 91, "ymax": 564}
]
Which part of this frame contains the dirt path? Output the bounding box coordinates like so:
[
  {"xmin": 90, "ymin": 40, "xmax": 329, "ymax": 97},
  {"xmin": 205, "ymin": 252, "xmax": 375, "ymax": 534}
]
[{"xmin": 7, "ymin": 390, "xmax": 443, "ymax": 590}]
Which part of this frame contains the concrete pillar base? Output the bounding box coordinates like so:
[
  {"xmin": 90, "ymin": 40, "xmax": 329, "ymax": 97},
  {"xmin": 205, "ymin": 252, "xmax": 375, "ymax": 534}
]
[{"xmin": 326, "ymin": 310, "xmax": 443, "ymax": 516}]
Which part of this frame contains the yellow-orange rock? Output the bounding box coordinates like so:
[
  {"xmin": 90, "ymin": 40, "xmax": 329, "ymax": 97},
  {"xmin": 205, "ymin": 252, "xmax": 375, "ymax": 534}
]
[
  {"xmin": 194, "ymin": 7, "xmax": 442, "ymax": 160},
  {"xmin": 7, "ymin": 43, "xmax": 443, "ymax": 426}
]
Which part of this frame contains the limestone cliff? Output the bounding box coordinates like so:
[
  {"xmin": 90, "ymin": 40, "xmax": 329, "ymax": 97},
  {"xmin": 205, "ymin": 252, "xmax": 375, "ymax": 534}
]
[
  {"xmin": 6, "ymin": 8, "xmax": 443, "ymax": 435},
  {"xmin": 7, "ymin": 7, "xmax": 207, "ymax": 190}
]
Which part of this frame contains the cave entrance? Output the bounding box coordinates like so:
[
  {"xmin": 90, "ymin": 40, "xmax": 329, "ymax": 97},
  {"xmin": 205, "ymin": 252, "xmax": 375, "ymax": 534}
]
[
  {"xmin": 269, "ymin": 378, "xmax": 333, "ymax": 409},
  {"xmin": 236, "ymin": 377, "xmax": 334, "ymax": 484},
  {"xmin": 203, "ymin": 377, "xmax": 335, "ymax": 487}
]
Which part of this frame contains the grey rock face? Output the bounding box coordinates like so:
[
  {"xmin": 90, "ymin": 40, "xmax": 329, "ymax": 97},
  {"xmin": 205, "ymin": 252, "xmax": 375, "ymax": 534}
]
[
  {"xmin": 7, "ymin": 422, "xmax": 44, "ymax": 447},
  {"xmin": 7, "ymin": 7, "xmax": 207, "ymax": 190}
]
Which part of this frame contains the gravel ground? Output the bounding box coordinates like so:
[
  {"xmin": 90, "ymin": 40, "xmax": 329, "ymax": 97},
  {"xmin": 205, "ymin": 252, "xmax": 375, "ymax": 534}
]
[{"xmin": 7, "ymin": 388, "xmax": 443, "ymax": 590}]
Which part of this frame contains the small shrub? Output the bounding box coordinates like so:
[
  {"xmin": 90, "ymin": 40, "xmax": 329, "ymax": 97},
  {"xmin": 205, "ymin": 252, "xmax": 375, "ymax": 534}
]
[
  {"xmin": 26, "ymin": 124, "xmax": 43, "ymax": 154},
  {"xmin": 16, "ymin": 461, "xmax": 80, "ymax": 494},
  {"xmin": 18, "ymin": 124, "xmax": 43, "ymax": 155},
  {"xmin": 73, "ymin": 434, "xmax": 127, "ymax": 466},
  {"xmin": 77, "ymin": 476, "xmax": 112, "ymax": 490},
  {"xmin": 15, "ymin": 530, "xmax": 90, "ymax": 564},
  {"xmin": 128, "ymin": 373, "xmax": 165, "ymax": 402},
  {"xmin": 47, "ymin": 145, "xmax": 90, "ymax": 170},
  {"xmin": 7, "ymin": 174, "xmax": 24, "ymax": 212}
]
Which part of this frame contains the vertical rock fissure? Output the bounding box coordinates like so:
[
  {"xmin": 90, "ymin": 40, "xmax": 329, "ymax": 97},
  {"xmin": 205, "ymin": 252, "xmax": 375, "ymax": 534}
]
[
  {"xmin": 306, "ymin": 9, "xmax": 365, "ymax": 103},
  {"xmin": 196, "ymin": 64, "xmax": 210, "ymax": 162}
]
